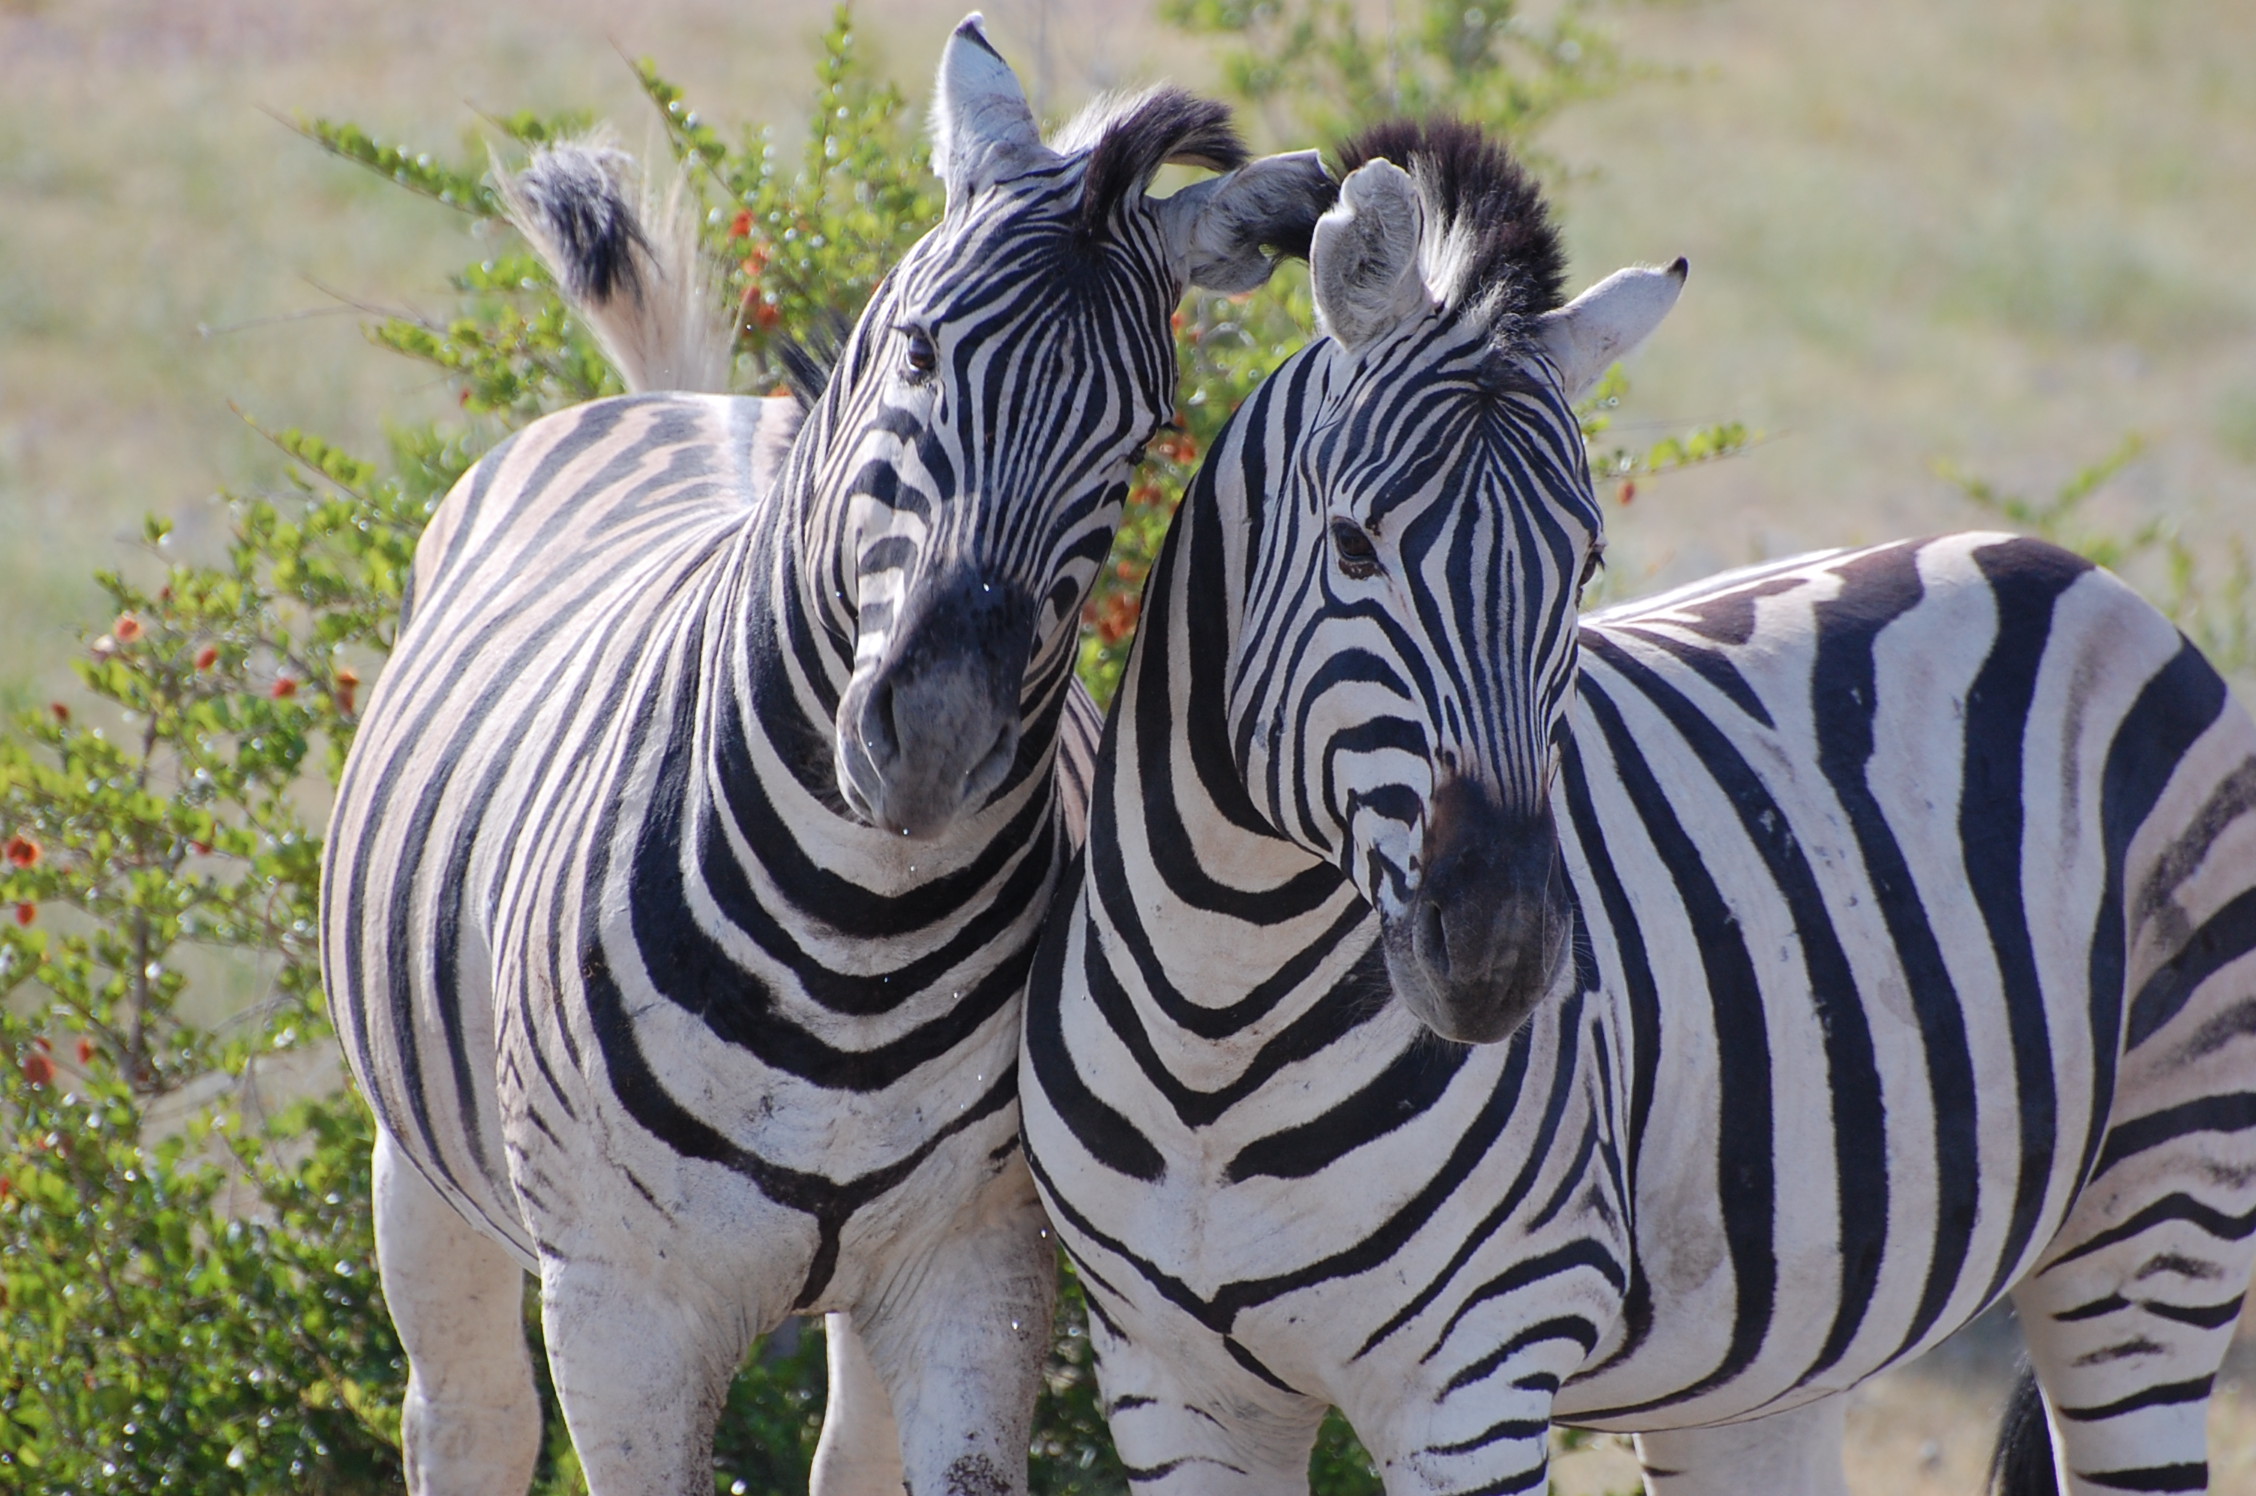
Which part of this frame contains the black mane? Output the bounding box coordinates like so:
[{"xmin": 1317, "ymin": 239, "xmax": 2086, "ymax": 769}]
[
  {"xmin": 1336, "ymin": 117, "xmax": 1566, "ymax": 320},
  {"xmin": 1077, "ymin": 88, "xmax": 1250, "ymax": 238}
]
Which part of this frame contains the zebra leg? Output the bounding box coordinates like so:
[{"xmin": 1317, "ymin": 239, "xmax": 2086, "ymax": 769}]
[
  {"xmin": 2004, "ymin": 771, "xmax": 2256, "ymax": 1496},
  {"xmin": 1628, "ymin": 1398, "xmax": 1848, "ymax": 1496},
  {"xmin": 809, "ymin": 1312, "xmax": 906, "ymax": 1496},
  {"xmin": 538, "ymin": 1251, "xmax": 754, "ymax": 1496},
  {"xmin": 2009, "ymin": 1155, "xmax": 2256, "ymax": 1495},
  {"xmin": 854, "ymin": 1161, "xmax": 1057, "ymax": 1496},
  {"xmin": 1085, "ymin": 1329, "xmax": 1326, "ymax": 1495},
  {"xmin": 373, "ymin": 1129, "xmax": 542, "ymax": 1496}
]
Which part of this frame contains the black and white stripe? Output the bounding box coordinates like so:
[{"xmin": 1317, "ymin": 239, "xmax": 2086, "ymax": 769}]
[
  {"xmin": 1022, "ymin": 120, "xmax": 2256, "ymax": 1496},
  {"xmin": 319, "ymin": 20, "xmax": 1332, "ymax": 1495}
]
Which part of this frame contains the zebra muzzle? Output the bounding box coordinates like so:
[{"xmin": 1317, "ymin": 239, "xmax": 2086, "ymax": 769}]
[
  {"xmin": 1383, "ymin": 781, "xmax": 1570, "ymax": 1045},
  {"xmin": 835, "ymin": 571, "xmax": 1034, "ymax": 840}
]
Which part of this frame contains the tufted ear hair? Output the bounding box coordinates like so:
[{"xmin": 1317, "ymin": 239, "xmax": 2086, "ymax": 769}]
[
  {"xmin": 1532, "ymin": 259, "xmax": 1687, "ymax": 400},
  {"xmin": 930, "ymin": 13, "xmax": 1047, "ymax": 209},
  {"xmin": 1152, "ymin": 149, "xmax": 1336, "ymax": 293},
  {"xmin": 1310, "ymin": 158, "xmax": 1432, "ymax": 353}
]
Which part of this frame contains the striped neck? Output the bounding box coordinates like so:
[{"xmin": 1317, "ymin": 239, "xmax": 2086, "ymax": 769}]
[{"xmin": 1095, "ymin": 359, "xmax": 1371, "ymax": 1027}]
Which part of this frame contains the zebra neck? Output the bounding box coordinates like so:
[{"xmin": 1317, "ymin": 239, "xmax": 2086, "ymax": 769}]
[
  {"xmin": 685, "ymin": 502, "xmax": 1066, "ymax": 907},
  {"xmin": 1096, "ymin": 462, "xmax": 1370, "ymax": 1030}
]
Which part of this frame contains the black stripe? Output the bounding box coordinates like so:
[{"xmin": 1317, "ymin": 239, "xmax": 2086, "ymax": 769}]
[
  {"xmin": 2078, "ymin": 642, "xmax": 2232, "ymax": 1191},
  {"xmin": 1574, "ymin": 673, "xmax": 1776, "ymax": 1411},
  {"xmin": 1963, "ymin": 538, "xmax": 2080, "ymax": 1305},
  {"xmin": 2093, "ymin": 1093, "xmax": 2256, "ymax": 1177}
]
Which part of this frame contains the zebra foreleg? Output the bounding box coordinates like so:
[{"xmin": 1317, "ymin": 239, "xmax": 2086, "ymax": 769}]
[
  {"xmin": 1628, "ymin": 1399, "xmax": 1849, "ymax": 1496},
  {"xmin": 810, "ymin": 1312, "xmax": 907, "ymax": 1496},
  {"xmin": 1082, "ymin": 1325, "xmax": 1326, "ymax": 1496},
  {"xmin": 852, "ymin": 1161, "xmax": 1057, "ymax": 1496},
  {"xmin": 373, "ymin": 1129, "xmax": 542, "ymax": 1496},
  {"xmin": 538, "ymin": 1248, "xmax": 755, "ymax": 1496}
]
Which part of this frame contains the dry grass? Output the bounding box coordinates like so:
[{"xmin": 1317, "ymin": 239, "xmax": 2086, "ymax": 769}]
[
  {"xmin": 3, "ymin": 0, "xmax": 2251, "ymax": 698},
  {"xmin": 1547, "ymin": 1305, "xmax": 2256, "ymax": 1494},
  {"xmin": 1545, "ymin": 0, "xmax": 2256, "ymax": 641},
  {"xmin": 3, "ymin": 1, "xmax": 2253, "ymax": 1488}
]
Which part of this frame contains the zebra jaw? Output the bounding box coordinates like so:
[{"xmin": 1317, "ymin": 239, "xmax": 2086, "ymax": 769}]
[{"xmin": 1380, "ymin": 779, "xmax": 1573, "ymax": 1044}]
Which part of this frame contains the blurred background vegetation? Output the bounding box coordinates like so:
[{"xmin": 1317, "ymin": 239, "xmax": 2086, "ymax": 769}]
[
  {"xmin": 0, "ymin": 0, "xmax": 2251, "ymax": 1491},
  {"xmin": 3, "ymin": 0, "xmax": 2252, "ymax": 712}
]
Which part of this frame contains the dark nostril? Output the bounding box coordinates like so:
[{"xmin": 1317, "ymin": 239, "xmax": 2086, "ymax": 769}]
[
  {"xmin": 1419, "ymin": 899, "xmax": 1450, "ymax": 978},
  {"xmin": 972, "ymin": 722, "xmax": 1016, "ymax": 781},
  {"xmin": 961, "ymin": 718, "xmax": 1020, "ymax": 807},
  {"xmin": 861, "ymin": 679, "xmax": 901, "ymax": 770}
]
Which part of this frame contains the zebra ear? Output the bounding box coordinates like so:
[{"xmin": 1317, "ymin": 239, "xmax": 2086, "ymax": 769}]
[
  {"xmin": 1310, "ymin": 159, "xmax": 1432, "ymax": 353},
  {"xmin": 1532, "ymin": 260, "xmax": 1688, "ymax": 400},
  {"xmin": 1154, "ymin": 149, "xmax": 1336, "ymax": 294},
  {"xmin": 930, "ymin": 14, "xmax": 1046, "ymax": 209}
]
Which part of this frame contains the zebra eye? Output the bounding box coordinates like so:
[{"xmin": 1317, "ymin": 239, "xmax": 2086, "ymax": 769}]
[
  {"xmin": 1330, "ymin": 519, "xmax": 1380, "ymax": 578},
  {"xmin": 900, "ymin": 327, "xmax": 938, "ymax": 382},
  {"xmin": 1579, "ymin": 543, "xmax": 1607, "ymax": 593}
]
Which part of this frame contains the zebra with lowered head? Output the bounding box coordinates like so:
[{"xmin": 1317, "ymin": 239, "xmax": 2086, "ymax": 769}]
[
  {"xmin": 1021, "ymin": 117, "xmax": 2256, "ymax": 1495},
  {"xmin": 318, "ymin": 18, "xmax": 1332, "ymax": 1495}
]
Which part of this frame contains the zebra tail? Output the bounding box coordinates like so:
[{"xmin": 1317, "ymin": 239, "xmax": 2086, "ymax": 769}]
[
  {"xmin": 1987, "ymin": 1359, "xmax": 2060, "ymax": 1496},
  {"xmin": 496, "ymin": 139, "xmax": 732, "ymax": 395}
]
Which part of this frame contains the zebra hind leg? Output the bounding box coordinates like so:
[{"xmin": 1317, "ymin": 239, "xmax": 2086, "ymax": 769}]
[
  {"xmin": 373, "ymin": 1130, "xmax": 542, "ymax": 1496},
  {"xmin": 2006, "ymin": 1068, "xmax": 2256, "ymax": 1495},
  {"xmin": 1987, "ymin": 1360, "xmax": 2058, "ymax": 1496},
  {"xmin": 1628, "ymin": 1396, "xmax": 1850, "ymax": 1496}
]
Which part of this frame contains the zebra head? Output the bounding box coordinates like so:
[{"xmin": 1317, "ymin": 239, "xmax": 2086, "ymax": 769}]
[
  {"xmin": 1230, "ymin": 121, "xmax": 1683, "ymax": 1043},
  {"xmin": 810, "ymin": 16, "xmax": 1334, "ymax": 840}
]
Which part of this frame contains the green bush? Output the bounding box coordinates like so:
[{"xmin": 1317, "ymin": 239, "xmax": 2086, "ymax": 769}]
[{"xmin": 0, "ymin": 6, "xmax": 1736, "ymax": 1492}]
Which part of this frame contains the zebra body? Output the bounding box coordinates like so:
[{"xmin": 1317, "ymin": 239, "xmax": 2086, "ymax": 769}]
[
  {"xmin": 320, "ymin": 21, "xmax": 1332, "ymax": 1496},
  {"xmin": 1021, "ymin": 125, "xmax": 2256, "ymax": 1494}
]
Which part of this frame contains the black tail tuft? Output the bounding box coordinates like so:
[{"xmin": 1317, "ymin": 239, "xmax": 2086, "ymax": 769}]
[
  {"xmin": 1988, "ymin": 1360, "xmax": 2059, "ymax": 1496},
  {"xmin": 509, "ymin": 146, "xmax": 650, "ymax": 307}
]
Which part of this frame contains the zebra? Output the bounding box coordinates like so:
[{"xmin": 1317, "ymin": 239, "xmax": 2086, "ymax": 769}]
[
  {"xmin": 1019, "ymin": 116, "xmax": 2256, "ymax": 1495},
  {"xmin": 318, "ymin": 18, "xmax": 1333, "ymax": 1495}
]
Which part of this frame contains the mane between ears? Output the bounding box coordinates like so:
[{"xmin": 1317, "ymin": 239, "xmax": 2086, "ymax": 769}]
[
  {"xmin": 1335, "ymin": 117, "xmax": 1566, "ymax": 327},
  {"xmin": 1055, "ymin": 87, "xmax": 1250, "ymax": 237}
]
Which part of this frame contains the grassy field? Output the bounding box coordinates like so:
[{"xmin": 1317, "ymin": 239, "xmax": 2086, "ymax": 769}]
[
  {"xmin": 3, "ymin": 0, "xmax": 2251, "ymax": 710},
  {"xmin": 3, "ymin": 0, "xmax": 2252, "ymax": 1490}
]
